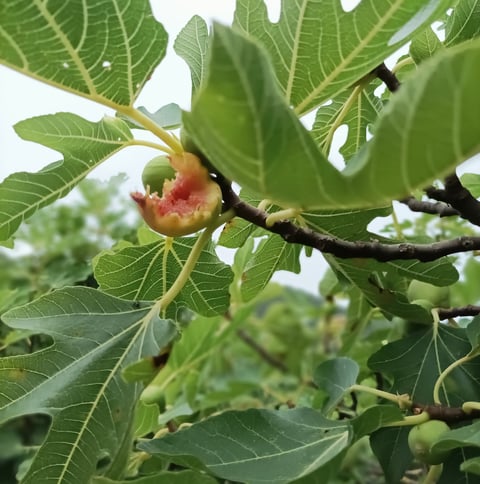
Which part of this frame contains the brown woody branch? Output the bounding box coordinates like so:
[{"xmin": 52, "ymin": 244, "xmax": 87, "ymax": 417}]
[
  {"xmin": 426, "ymin": 174, "xmax": 480, "ymax": 227},
  {"xmin": 438, "ymin": 305, "xmax": 480, "ymax": 320},
  {"xmin": 412, "ymin": 402, "xmax": 480, "ymax": 424},
  {"xmin": 218, "ymin": 177, "xmax": 480, "ymax": 263},
  {"xmin": 372, "ymin": 62, "xmax": 401, "ymax": 93},
  {"xmin": 399, "ymin": 196, "xmax": 459, "ymax": 217}
]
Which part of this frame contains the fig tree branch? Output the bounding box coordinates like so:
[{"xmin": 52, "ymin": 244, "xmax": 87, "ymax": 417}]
[
  {"xmin": 217, "ymin": 177, "xmax": 480, "ymax": 262},
  {"xmin": 399, "ymin": 196, "xmax": 459, "ymax": 217},
  {"xmin": 426, "ymin": 173, "xmax": 480, "ymax": 226},
  {"xmin": 372, "ymin": 62, "xmax": 401, "ymax": 92}
]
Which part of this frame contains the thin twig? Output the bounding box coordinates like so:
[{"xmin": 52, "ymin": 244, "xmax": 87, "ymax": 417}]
[
  {"xmin": 237, "ymin": 329, "xmax": 288, "ymax": 373},
  {"xmin": 399, "ymin": 196, "xmax": 459, "ymax": 217},
  {"xmin": 411, "ymin": 402, "xmax": 480, "ymax": 423}
]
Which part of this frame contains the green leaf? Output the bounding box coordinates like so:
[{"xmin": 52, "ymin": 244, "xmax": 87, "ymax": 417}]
[
  {"xmin": 346, "ymin": 38, "xmax": 480, "ymax": 206},
  {"xmin": 94, "ymin": 237, "xmax": 233, "ymax": 317},
  {"xmin": 174, "ymin": 16, "xmax": 209, "ymax": 93},
  {"xmin": 185, "ymin": 23, "xmax": 346, "ymax": 209},
  {"xmin": 0, "ymin": 0, "xmax": 167, "ymax": 107},
  {"xmin": 446, "ymin": 0, "xmax": 480, "ymax": 46},
  {"xmin": 0, "ymin": 287, "xmax": 177, "ymax": 484},
  {"xmin": 240, "ymin": 235, "xmax": 302, "ymax": 302},
  {"xmin": 92, "ymin": 470, "xmax": 218, "ymax": 484},
  {"xmin": 313, "ymin": 357, "xmax": 359, "ymax": 414},
  {"xmin": 370, "ymin": 427, "xmax": 412, "ymax": 483},
  {"xmin": 460, "ymin": 173, "xmax": 480, "ymax": 197},
  {"xmin": 0, "ymin": 113, "xmax": 132, "ymax": 241},
  {"xmin": 351, "ymin": 406, "xmax": 404, "ymax": 440},
  {"xmin": 119, "ymin": 103, "xmax": 182, "ymax": 130},
  {"xmin": 143, "ymin": 316, "xmax": 232, "ymax": 407},
  {"xmin": 189, "ymin": 26, "xmax": 480, "ymax": 210},
  {"xmin": 234, "ymin": 0, "xmax": 447, "ymax": 114},
  {"xmin": 133, "ymin": 400, "xmax": 160, "ymax": 438},
  {"xmin": 410, "ymin": 26, "xmax": 443, "ymax": 64},
  {"xmin": 303, "ymin": 207, "xmax": 458, "ymax": 322},
  {"xmin": 138, "ymin": 408, "xmax": 351, "ymax": 484},
  {"xmin": 311, "ymin": 83, "xmax": 383, "ymax": 160},
  {"xmin": 466, "ymin": 316, "xmax": 480, "ymax": 351},
  {"xmin": 368, "ymin": 326, "xmax": 480, "ymax": 404},
  {"xmin": 461, "ymin": 456, "xmax": 480, "ymax": 475},
  {"xmin": 433, "ymin": 420, "xmax": 480, "ymax": 454}
]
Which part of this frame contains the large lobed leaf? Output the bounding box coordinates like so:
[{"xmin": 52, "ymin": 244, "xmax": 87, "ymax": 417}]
[
  {"xmin": 0, "ymin": 0, "xmax": 167, "ymax": 107},
  {"xmin": 187, "ymin": 24, "xmax": 480, "ymax": 210},
  {"xmin": 0, "ymin": 287, "xmax": 177, "ymax": 484},
  {"xmin": 234, "ymin": 0, "xmax": 447, "ymax": 114},
  {"xmin": 369, "ymin": 325, "xmax": 480, "ymax": 404},
  {"xmin": 0, "ymin": 113, "xmax": 132, "ymax": 242},
  {"xmin": 139, "ymin": 407, "xmax": 351, "ymax": 484},
  {"xmin": 93, "ymin": 236, "xmax": 233, "ymax": 317}
]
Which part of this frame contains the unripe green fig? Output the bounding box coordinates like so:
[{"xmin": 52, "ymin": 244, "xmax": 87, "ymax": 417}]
[
  {"xmin": 408, "ymin": 420, "xmax": 451, "ymax": 465},
  {"xmin": 407, "ymin": 280, "xmax": 450, "ymax": 308},
  {"xmin": 141, "ymin": 156, "xmax": 176, "ymax": 194}
]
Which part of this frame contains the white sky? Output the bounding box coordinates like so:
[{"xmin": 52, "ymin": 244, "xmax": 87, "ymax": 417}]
[{"xmin": 0, "ymin": 0, "xmax": 328, "ymax": 294}]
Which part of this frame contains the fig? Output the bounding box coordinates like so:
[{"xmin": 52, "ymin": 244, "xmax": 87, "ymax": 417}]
[
  {"xmin": 407, "ymin": 280, "xmax": 450, "ymax": 308},
  {"xmin": 131, "ymin": 152, "xmax": 222, "ymax": 237},
  {"xmin": 141, "ymin": 156, "xmax": 176, "ymax": 194},
  {"xmin": 408, "ymin": 420, "xmax": 451, "ymax": 465}
]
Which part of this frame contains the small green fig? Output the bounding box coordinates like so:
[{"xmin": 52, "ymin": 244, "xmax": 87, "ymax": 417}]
[
  {"xmin": 408, "ymin": 420, "xmax": 451, "ymax": 465},
  {"xmin": 141, "ymin": 156, "xmax": 176, "ymax": 194},
  {"xmin": 407, "ymin": 280, "xmax": 450, "ymax": 308}
]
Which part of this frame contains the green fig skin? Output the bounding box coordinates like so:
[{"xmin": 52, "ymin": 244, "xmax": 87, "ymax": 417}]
[
  {"xmin": 408, "ymin": 420, "xmax": 451, "ymax": 465},
  {"xmin": 407, "ymin": 280, "xmax": 450, "ymax": 308},
  {"xmin": 141, "ymin": 156, "xmax": 176, "ymax": 194}
]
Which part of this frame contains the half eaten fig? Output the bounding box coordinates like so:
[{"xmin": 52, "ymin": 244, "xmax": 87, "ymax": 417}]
[{"xmin": 131, "ymin": 152, "xmax": 222, "ymax": 237}]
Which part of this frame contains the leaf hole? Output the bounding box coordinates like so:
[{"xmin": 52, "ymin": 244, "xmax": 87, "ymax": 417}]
[
  {"xmin": 62, "ymin": 62, "xmax": 69, "ymax": 69},
  {"xmin": 340, "ymin": 0, "xmax": 361, "ymax": 13},
  {"xmin": 102, "ymin": 60, "xmax": 112, "ymax": 70},
  {"xmin": 265, "ymin": 0, "xmax": 281, "ymax": 23}
]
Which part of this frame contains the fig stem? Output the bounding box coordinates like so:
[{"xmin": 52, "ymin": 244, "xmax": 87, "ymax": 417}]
[
  {"xmin": 121, "ymin": 106, "xmax": 183, "ymax": 153},
  {"xmin": 433, "ymin": 353, "xmax": 474, "ymax": 405},
  {"xmin": 462, "ymin": 401, "xmax": 480, "ymax": 413},
  {"xmin": 384, "ymin": 412, "xmax": 429, "ymax": 428},
  {"xmin": 156, "ymin": 209, "xmax": 235, "ymax": 312},
  {"xmin": 265, "ymin": 208, "xmax": 301, "ymax": 227},
  {"xmin": 349, "ymin": 384, "xmax": 412, "ymax": 408},
  {"xmin": 424, "ymin": 463, "xmax": 443, "ymax": 483},
  {"xmin": 129, "ymin": 139, "xmax": 174, "ymax": 154}
]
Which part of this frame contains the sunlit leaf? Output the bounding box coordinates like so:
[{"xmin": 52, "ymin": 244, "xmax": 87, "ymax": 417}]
[
  {"xmin": 241, "ymin": 235, "xmax": 302, "ymax": 302},
  {"xmin": 0, "ymin": 287, "xmax": 177, "ymax": 484},
  {"xmin": 188, "ymin": 25, "xmax": 480, "ymax": 210},
  {"xmin": 174, "ymin": 15, "xmax": 210, "ymax": 93},
  {"xmin": 0, "ymin": 0, "xmax": 167, "ymax": 106},
  {"xmin": 346, "ymin": 38, "xmax": 480, "ymax": 206},
  {"xmin": 0, "ymin": 113, "xmax": 132, "ymax": 241},
  {"xmin": 94, "ymin": 237, "xmax": 232, "ymax": 317},
  {"xmin": 312, "ymin": 83, "xmax": 383, "ymax": 160},
  {"xmin": 446, "ymin": 0, "xmax": 480, "ymax": 46},
  {"xmin": 139, "ymin": 408, "xmax": 351, "ymax": 484},
  {"xmin": 410, "ymin": 26, "xmax": 443, "ymax": 64},
  {"xmin": 234, "ymin": 0, "xmax": 447, "ymax": 114}
]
